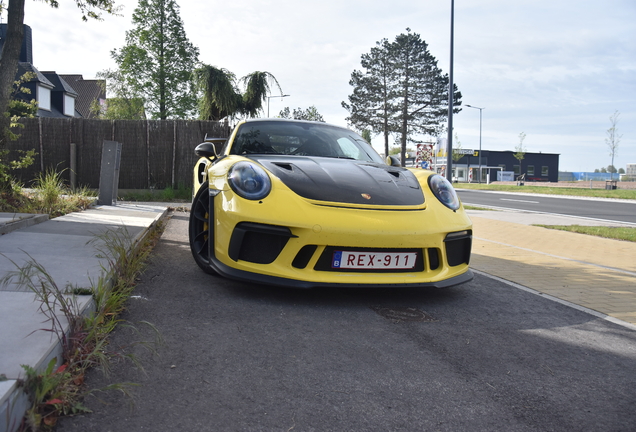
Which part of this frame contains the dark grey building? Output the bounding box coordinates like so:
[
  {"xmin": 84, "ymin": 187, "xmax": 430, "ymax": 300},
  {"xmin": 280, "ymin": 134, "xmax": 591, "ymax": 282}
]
[{"xmin": 453, "ymin": 150, "xmax": 560, "ymax": 183}]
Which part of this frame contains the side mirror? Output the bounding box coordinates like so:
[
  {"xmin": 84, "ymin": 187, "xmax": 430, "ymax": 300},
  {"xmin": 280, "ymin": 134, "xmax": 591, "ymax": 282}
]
[
  {"xmin": 386, "ymin": 155, "xmax": 401, "ymax": 167},
  {"xmin": 195, "ymin": 142, "xmax": 217, "ymax": 160}
]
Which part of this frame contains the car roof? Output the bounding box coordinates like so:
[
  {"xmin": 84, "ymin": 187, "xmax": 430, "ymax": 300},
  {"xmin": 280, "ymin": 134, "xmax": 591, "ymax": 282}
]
[{"xmin": 243, "ymin": 118, "xmax": 349, "ymax": 130}]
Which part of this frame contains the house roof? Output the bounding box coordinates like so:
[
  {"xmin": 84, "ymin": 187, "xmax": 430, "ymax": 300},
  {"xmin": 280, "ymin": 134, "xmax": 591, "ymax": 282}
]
[
  {"xmin": 40, "ymin": 72, "xmax": 78, "ymax": 97},
  {"xmin": 59, "ymin": 74, "xmax": 106, "ymax": 118},
  {"xmin": 17, "ymin": 62, "xmax": 54, "ymax": 88}
]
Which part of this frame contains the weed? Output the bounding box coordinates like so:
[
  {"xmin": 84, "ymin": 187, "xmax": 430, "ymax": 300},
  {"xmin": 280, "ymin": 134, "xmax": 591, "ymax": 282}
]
[
  {"xmin": 33, "ymin": 168, "xmax": 65, "ymax": 214},
  {"xmin": 119, "ymin": 183, "xmax": 191, "ymax": 202},
  {"xmin": 0, "ymin": 254, "xmax": 84, "ymax": 357},
  {"xmin": 1, "ymin": 221, "xmax": 165, "ymax": 431},
  {"xmin": 1, "ymin": 167, "xmax": 94, "ymax": 218},
  {"xmin": 21, "ymin": 359, "xmax": 90, "ymax": 430}
]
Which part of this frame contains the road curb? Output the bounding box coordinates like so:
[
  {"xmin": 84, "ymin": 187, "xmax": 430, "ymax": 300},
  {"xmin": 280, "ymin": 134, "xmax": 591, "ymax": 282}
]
[
  {"xmin": 0, "ymin": 214, "xmax": 49, "ymax": 236},
  {"xmin": 0, "ymin": 206, "xmax": 169, "ymax": 432}
]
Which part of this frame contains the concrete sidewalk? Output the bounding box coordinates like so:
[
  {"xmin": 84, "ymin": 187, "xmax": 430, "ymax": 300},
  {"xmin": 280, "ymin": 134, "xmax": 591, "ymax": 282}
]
[{"xmin": 0, "ymin": 203, "xmax": 169, "ymax": 432}]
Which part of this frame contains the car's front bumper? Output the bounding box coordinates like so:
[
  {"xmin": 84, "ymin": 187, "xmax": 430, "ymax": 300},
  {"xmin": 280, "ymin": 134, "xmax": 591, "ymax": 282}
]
[
  {"xmin": 207, "ymin": 254, "xmax": 474, "ymax": 289},
  {"xmin": 206, "ymin": 184, "xmax": 473, "ymax": 289}
]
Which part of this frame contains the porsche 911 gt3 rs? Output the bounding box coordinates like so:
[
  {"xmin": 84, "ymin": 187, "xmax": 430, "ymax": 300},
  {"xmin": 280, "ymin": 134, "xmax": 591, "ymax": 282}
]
[{"xmin": 189, "ymin": 119, "xmax": 473, "ymax": 289}]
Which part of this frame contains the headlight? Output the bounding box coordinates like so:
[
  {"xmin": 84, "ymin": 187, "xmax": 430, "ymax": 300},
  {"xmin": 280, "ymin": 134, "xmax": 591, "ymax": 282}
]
[
  {"xmin": 428, "ymin": 174, "xmax": 460, "ymax": 211},
  {"xmin": 228, "ymin": 161, "xmax": 271, "ymax": 200}
]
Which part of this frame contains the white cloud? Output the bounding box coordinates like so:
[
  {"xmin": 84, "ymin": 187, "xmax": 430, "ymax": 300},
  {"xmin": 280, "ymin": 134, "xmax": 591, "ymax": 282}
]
[{"xmin": 5, "ymin": 0, "xmax": 635, "ymax": 172}]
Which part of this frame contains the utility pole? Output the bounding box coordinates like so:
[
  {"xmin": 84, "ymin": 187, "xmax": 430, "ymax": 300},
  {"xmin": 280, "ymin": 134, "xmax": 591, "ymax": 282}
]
[{"xmin": 445, "ymin": 0, "xmax": 455, "ymax": 181}]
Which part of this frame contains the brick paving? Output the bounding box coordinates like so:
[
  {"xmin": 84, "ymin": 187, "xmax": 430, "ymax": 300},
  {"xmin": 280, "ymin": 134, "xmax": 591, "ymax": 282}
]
[{"xmin": 469, "ymin": 213, "xmax": 636, "ymax": 325}]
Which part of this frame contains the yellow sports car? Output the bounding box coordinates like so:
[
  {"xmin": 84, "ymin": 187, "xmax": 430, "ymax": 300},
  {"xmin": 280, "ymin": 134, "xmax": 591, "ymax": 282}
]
[{"xmin": 189, "ymin": 119, "xmax": 472, "ymax": 288}]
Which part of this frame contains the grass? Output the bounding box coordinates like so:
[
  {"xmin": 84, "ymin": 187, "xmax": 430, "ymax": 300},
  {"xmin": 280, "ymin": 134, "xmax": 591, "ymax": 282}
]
[
  {"xmin": 0, "ymin": 168, "xmax": 167, "ymax": 429},
  {"xmin": 118, "ymin": 184, "xmax": 191, "ymax": 202},
  {"xmin": 533, "ymin": 224, "xmax": 636, "ymax": 243},
  {"xmin": 0, "ymin": 168, "xmax": 94, "ymax": 218},
  {"xmin": 463, "ymin": 205, "xmax": 495, "ymax": 211},
  {"xmin": 455, "ymin": 182, "xmax": 636, "ymax": 200},
  {"xmin": 0, "ymin": 222, "xmax": 164, "ymax": 431}
]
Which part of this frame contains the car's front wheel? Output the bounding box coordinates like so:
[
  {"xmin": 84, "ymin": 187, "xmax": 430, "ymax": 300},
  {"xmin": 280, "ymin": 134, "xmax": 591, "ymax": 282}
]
[{"xmin": 189, "ymin": 182, "xmax": 217, "ymax": 274}]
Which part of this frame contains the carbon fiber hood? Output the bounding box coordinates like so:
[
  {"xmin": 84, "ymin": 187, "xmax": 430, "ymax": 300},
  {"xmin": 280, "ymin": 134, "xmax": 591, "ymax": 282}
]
[{"xmin": 251, "ymin": 155, "xmax": 424, "ymax": 206}]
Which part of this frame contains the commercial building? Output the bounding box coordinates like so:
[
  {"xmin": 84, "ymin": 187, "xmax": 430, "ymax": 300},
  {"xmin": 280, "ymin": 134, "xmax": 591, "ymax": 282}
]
[{"xmin": 434, "ymin": 149, "xmax": 560, "ymax": 183}]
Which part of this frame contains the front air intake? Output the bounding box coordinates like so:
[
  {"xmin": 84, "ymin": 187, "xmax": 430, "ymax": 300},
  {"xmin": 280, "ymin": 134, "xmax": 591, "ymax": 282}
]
[
  {"xmin": 444, "ymin": 230, "xmax": 472, "ymax": 267},
  {"xmin": 229, "ymin": 223, "xmax": 297, "ymax": 264}
]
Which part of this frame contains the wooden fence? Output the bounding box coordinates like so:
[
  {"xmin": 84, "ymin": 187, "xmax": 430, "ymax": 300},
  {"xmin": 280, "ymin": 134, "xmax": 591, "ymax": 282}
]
[{"xmin": 6, "ymin": 118, "xmax": 230, "ymax": 189}]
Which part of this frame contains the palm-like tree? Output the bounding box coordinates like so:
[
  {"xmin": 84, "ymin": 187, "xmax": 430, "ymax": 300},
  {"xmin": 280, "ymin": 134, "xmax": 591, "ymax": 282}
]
[
  {"xmin": 194, "ymin": 65, "xmax": 282, "ymax": 121},
  {"xmin": 241, "ymin": 71, "xmax": 283, "ymax": 117},
  {"xmin": 194, "ymin": 65, "xmax": 242, "ymax": 121}
]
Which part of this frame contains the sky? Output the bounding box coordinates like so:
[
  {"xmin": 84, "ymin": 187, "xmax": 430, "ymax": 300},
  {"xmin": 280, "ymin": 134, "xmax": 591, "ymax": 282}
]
[{"xmin": 4, "ymin": 0, "xmax": 635, "ymax": 172}]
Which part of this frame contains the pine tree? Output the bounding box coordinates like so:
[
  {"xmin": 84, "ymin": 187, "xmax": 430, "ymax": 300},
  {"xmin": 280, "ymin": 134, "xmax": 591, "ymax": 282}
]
[
  {"xmin": 342, "ymin": 38, "xmax": 397, "ymax": 158},
  {"xmin": 278, "ymin": 106, "xmax": 325, "ymax": 122},
  {"xmin": 392, "ymin": 30, "xmax": 461, "ymax": 166},
  {"xmin": 343, "ymin": 29, "xmax": 461, "ymax": 164},
  {"xmin": 111, "ymin": 0, "xmax": 199, "ymax": 120}
]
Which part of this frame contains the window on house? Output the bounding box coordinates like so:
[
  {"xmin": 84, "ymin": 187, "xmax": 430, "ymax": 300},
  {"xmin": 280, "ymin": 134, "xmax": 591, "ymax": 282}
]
[
  {"xmin": 498, "ymin": 164, "xmax": 506, "ymax": 170},
  {"xmin": 513, "ymin": 165, "xmax": 520, "ymax": 175},
  {"xmin": 64, "ymin": 95, "xmax": 75, "ymax": 117},
  {"xmin": 527, "ymin": 165, "xmax": 535, "ymax": 176},
  {"xmin": 37, "ymin": 85, "xmax": 51, "ymax": 110},
  {"xmin": 542, "ymin": 166, "xmax": 549, "ymax": 176}
]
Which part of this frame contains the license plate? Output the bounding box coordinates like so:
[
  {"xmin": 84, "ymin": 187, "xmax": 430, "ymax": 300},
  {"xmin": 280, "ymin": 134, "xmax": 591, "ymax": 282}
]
[{"xmin": 332, "ymin": 251, "xmax": 418, "ymax": 270}]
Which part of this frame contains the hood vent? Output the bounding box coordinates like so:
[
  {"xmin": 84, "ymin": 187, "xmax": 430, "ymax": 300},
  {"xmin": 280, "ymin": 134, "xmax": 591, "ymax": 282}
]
[{"xmin": 273, "ymin": 162, "xmax": 293, "ymax": 171}]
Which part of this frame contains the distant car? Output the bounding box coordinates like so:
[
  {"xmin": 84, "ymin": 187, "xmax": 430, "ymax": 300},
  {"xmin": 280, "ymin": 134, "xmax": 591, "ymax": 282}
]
[{"xmin": 189, "ymin": 119, "xmax": 473, "ymax": 288}]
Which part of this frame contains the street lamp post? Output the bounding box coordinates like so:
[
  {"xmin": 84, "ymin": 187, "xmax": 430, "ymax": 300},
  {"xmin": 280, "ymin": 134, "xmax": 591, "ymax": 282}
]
[
  {"xmin": 266, "ymin": 94, "xmax": 290, "ymax": 117},
  {"xmin": 465, "ymin": 104, "xmax": 484, "ymax": 183},
  {"xmin": 445, "ymin": 0, "xmax": 455, "ymax": 181}
]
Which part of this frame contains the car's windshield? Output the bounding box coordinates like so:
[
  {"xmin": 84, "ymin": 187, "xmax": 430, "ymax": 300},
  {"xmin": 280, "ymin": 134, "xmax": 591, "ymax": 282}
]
[{"xmin": 229, "ymin": 121, "xmax": 384, "ymax": 164}]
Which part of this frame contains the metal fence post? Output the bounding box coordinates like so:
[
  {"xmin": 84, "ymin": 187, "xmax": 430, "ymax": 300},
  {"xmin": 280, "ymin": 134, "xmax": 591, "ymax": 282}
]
[
  {"xmin": 97, "ymin": 140, "xmax": 122, "ymax": 205},
  {"xmin": 70, "ymin": 143, "xmax": 77, "ymax": 190}
]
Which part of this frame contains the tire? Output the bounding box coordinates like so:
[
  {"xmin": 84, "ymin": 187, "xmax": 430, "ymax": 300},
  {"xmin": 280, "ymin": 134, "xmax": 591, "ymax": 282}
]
[{"xmin": 189, "ymin": 182, "xmax": 217, "ymax": 275}]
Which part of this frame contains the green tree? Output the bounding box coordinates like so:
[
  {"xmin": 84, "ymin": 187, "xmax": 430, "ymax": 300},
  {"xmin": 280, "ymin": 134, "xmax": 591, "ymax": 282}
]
[
  {"xmin": 361, "ymin": 129, "xmax": 372, "ymax": 144},
  {"xmin": 389, "ymin": 146, "xmax": 415, "ymax": 156},
  {"xmin": 111, "ymin": 0, "xmax": 199, "ymax": 120},
  {"xmin": 194, "ymin": 65, "xmax": 282, "ymax": 121},
  {"xmin": 342, "ymin": 38, "xmax": 397, "ymax": 158},
  {"xmin": 618, "ymin": 168, "xmax": 625, "ymax": 174},
  {"xmin": 606, "ymin": 110, "xmax": 621, "ymax": 181},
  {"xmin": 8, "ymin": 72, "xmax": 38, "ymax": 120},
  {"xmin": 514, "ymin": 132, "xmax": 527, "ymax": 178},
  {"xmin": 90, "ymin": 69, "xmax": 146, "ymax": 119},
  {"xmin": 278, "ymin": 106, "xmax": 325, "ymax": 122},
  {"xmin": 343, "ymin": 29, "xmax": 461, "ymax": 166},
  {"xmin": 452, "ymin": 132, "xmax": 464, "ymax": 163},
  {"xmin": 194, "ymin": 65, "xmax": 241, "ymax": 121},
  {"xmin": 392, "ymin": 29, "xmax": 461, "ymax": 167},
  {"xmin": 0, "ymin": 0, "xmax": 121, "ymax": 147},
  {"xmin": 241, "ymin": 71, "xmax": 283, "ymax": 118}
]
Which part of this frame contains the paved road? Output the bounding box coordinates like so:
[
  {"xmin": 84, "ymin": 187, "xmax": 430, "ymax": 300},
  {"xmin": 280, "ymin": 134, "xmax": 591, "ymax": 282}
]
[
  {"xmin": 457, "ymin": 189, "xmax": 636, "ymax": 225},
  {"xmin": 57, "ymin": 211, "xmax": 636, "ymax": 432}
]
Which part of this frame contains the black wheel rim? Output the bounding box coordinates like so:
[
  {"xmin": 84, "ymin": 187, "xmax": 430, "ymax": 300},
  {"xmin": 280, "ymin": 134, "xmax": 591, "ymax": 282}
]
[{"xmin": 192, "ymin": 187, "xmax": 211, "ymax": 262}]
